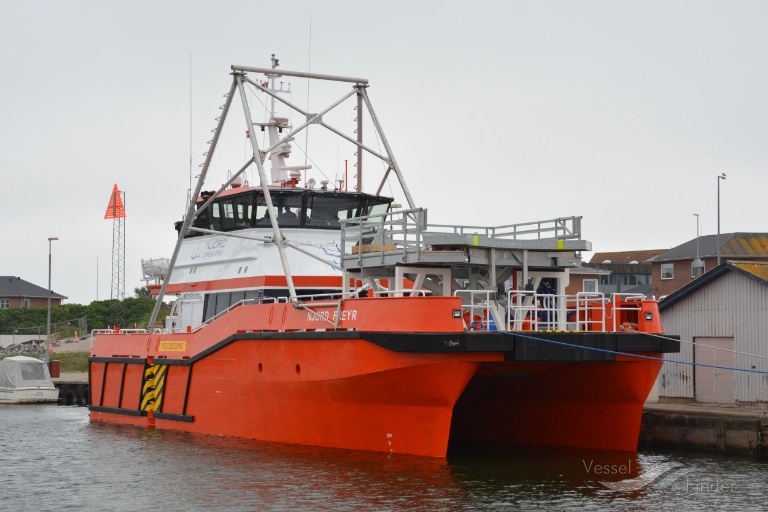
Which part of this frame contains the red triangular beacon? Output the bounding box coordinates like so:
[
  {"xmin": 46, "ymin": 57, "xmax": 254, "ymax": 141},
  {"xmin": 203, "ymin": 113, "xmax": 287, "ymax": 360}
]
[{"xmin": 104, "ymin": 184, "xmax": 126, "ymax": 219}]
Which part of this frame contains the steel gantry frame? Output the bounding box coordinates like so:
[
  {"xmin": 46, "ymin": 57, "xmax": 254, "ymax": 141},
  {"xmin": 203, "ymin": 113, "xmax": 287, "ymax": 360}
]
[{"xmin": 147, "ymin": 63, "xmax": 414, "ymax": 329}]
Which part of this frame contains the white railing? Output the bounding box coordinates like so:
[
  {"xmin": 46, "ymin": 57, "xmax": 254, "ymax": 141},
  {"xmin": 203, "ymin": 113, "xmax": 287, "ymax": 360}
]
[
  {"xmin": 575, "ymin": 292, "xmax": 608, "ymax": 332},
  {"xmin": 340, "ymin": 208, "xmax": 427, "ymax": 264},
  {"xmin": 340, "ymin": 209, "xmax": 584, "ymax": 266},
  {"xmin": 374, "ymin": 289, "xmax": 428, "ymax": 297},
  {"xmin": 455, "ymin": 290, "xmax": 497, "ymax": 330},
  {"xmin": 429, "ymin": 216, "xmax": 582, "ymax": 241},
  {"xmin": 277, "ymin": 291, "xmax": 359, "ymax": 302},
  {"xmin": 451, "ymin": 290, "xmax": 648, "ymax": 333},
  {"xmin": 506, "ymin": 291, "xmax": 575, "ymax": 331}
]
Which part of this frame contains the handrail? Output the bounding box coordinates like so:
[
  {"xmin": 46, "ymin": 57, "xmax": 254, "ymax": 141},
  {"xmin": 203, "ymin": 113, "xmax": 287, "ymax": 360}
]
[
  {"xmin": 428, "ymin": 216, "xmax": 582, "ymax": 241},
  {"xmin": 373, "ymin": 289, "xmax": 427, "ymax": 297},
  {"xmin": 277, "ymin": 291, "xmax": 359, "ymax": 302},
  {"xmin": 340, "ymin": 209, "xmax": 583, "ymax": 271},
  {"xmin": 455, "ymin": 290, "xmax": 496, "ymax": 330},
  {"xmin": 575, "ymin": 292, "xmax": 607, "ymax": 332},
  {"xmin": 90, "ymin": 328, "xmax": 148, "ymax": 335},
  {"xmin": 194, "ymin": 297, "xmax": 278, "ymax": 332}
]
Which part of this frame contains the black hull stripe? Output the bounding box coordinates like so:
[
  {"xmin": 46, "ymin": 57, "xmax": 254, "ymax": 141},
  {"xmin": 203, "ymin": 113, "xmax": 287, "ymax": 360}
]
[{"xmin": 89, "ymin": 331, "xmax": 680, "ymax": 366}]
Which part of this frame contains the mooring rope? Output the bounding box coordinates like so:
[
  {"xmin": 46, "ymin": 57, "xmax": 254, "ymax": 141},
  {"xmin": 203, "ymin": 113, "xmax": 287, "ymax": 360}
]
[{"xmin": 503, "ymin": 330, "xmax": 768, "ymax": 375}]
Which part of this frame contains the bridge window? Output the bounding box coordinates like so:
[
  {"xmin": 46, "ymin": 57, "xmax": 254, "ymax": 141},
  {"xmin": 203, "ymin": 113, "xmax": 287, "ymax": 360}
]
[
  {"xmin": 210, "ymin": 202, "xmax": 223, "ymax": 231},
  {"xmin": 221, "ymin": 201, "xmax": 235, "ymax": 231},
  {"xmin": 185, "ymin": 189, "xmax": 391, "ymax": 237},
  {"xmin": 365, "ymin": 197, "xmax": 391, "ymax": 217},
  {"xmin": 255, "ymin": 192, "xmax": 303, "ymax": 227}
]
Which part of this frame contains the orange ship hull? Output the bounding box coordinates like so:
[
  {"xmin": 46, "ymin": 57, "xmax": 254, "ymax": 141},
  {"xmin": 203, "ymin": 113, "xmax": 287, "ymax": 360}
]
[
  {"xmin": 89, "ymin": 297, "xmax": 677, "ymax": 457},
  {"xmin": 450, "ymin": 356, "xmax": 662, "ymax": 452}
]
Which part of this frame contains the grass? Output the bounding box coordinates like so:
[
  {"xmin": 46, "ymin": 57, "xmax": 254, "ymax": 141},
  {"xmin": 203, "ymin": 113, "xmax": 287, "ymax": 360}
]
[
  {"xmin": 0, "ymin": 351, "xmax": 89, "ymax": 372},
  {"xmin": 53, "ymin": 352, "xmax": 89, "ymax": 373}
]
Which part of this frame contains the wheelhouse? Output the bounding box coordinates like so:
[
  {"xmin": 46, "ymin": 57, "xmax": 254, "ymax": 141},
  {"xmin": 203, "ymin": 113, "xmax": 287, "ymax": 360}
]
[{"xmin": 178, "ymin": 187, "xmax": 393, "ymax": 236}]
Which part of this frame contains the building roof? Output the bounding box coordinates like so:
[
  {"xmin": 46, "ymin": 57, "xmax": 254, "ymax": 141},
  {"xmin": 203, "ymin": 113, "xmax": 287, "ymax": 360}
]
[
  {"xmin": 570, "ymin": 265, "xmax": 611, "ymax": 276},
  {"xmin": 0, "ymin": 276, "xmax": 67, "ymax": 300},
  {"xmin": 658, "ymin": 261, "xmax": 768, "ymax": 311},
  {"xmin": 653, "ymin": 233, "xmax": 768, "ymax": 262},
  {"xmin": 589, "ymin": 249, "xmax": 668, "ymax": 264}
]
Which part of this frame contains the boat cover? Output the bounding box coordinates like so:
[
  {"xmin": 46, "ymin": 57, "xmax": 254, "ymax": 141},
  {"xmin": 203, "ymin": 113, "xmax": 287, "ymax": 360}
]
[{"xmin": 0, "ymin": 356, "xmax": 55, "ymax": 389}]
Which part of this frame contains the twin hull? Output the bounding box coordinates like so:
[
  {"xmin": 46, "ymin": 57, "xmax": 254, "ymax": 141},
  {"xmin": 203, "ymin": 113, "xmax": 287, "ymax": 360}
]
[{"xmin": 89, "ymin": 297, "xmax": 665, "ymax": 457}]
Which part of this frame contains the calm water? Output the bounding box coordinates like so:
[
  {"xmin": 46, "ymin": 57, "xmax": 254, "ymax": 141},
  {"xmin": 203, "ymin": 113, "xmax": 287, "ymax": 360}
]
[{"xmin": 1, "ymin": 405, "xmax": 766, "ymax": 511}]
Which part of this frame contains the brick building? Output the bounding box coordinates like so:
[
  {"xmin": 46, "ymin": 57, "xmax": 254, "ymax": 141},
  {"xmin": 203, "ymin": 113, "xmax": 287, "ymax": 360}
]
[
  {"xmin": 650, "ymin": 233, "xmax": 768, "ymax": 298},
  {"xmin": 0, "ymin": 276, "xmax": 67, "ymax": 309},
  {"xmin": 564, "ymin": 249, "xmax": 666, "ymax": 296}
]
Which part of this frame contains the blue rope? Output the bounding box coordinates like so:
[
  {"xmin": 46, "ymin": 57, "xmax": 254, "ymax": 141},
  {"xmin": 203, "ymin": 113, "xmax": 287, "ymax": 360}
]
[{"xmin": 504, "ymin": 330, "xmax": 768, "ymax": 375}]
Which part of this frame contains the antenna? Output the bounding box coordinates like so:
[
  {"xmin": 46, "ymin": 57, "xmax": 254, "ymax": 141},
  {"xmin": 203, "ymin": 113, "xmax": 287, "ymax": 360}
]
[
  {"xmin": 189, "ymin": 53, "xmax": 193, "ymax": 205},
  {"xmin": 304, "ymin": 15, "xmax": 313, "ymax": 183}
]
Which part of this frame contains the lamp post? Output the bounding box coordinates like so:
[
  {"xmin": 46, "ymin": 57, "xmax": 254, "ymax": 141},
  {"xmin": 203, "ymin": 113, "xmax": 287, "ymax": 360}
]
[
  {"xmin": 717, "ymin": 173, "xmax": 726, "ymax": 266},
  {"xmin": 693, "ymin": 213, "xmax": 702, "ymax": 278},
  {"xmin": 46, "ymin": 236, "xmax": 59, "ymax": 363}
]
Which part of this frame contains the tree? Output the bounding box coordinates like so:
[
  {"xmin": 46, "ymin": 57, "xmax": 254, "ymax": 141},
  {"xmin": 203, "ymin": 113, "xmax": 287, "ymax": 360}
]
[{"xmin": 134, "ymin": 286, "xmax": 151, "ymax": 298}]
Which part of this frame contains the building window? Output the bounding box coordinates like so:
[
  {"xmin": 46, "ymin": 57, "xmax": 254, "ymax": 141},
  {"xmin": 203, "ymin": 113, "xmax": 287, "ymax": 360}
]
[
  {"xmin": 691, "ymin": 261, "xmax": 705, "ymax": 278},
  {"xmin": 22, "ymin": 299, "xmax": 30, "ymax": 308},
  {"xmin": 583, "ymin": 279, "xmax": 598, "ymax": 293},
  {"xmin": 0, "ymin": 298, "xmax": 8, "ymax": 309},
  {"xmin": 661, "ymin": 263, "xmax": 674, "ymax": 280}
]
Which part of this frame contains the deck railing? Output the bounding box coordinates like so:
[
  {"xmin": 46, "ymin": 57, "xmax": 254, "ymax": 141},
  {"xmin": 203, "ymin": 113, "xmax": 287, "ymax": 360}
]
[
  {"xmin": 453, "ymin": 290, "xmax": 648, "ymax": 333},
  {"xmin": 340, "ymin": 208, "xmax": 583, "ymax": 266}
]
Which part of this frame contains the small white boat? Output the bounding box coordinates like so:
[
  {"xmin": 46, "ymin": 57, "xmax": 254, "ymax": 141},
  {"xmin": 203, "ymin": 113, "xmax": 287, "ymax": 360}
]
[{"xmin": 0, "ymin": 356, "xmax": 59, "ymax": 404}]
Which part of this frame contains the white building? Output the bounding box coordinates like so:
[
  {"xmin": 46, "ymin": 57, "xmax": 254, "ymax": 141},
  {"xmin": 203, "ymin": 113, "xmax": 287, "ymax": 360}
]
[{"xmin": 658, "ymin": 261, "xmax": 768, "ymax": 408}]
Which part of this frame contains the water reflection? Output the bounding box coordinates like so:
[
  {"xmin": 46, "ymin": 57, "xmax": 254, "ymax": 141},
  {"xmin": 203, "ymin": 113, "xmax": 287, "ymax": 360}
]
[
  {"xmin": 89, "ymin": 421, "xmax": 463, "ymax": 511},
  {"xmin": 3, "ymin": 406, "xmax": 767, "ymax": 511}
]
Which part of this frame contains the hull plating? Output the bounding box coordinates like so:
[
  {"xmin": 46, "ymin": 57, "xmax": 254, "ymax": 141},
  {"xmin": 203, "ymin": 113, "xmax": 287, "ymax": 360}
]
[{"xmin": 451, "ymin": 356, "xmax": 663, "ymax": 451}]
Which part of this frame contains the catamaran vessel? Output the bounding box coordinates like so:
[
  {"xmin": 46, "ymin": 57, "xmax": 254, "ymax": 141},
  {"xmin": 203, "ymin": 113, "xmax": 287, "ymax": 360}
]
[{"xmin": 89, "ymin": 57, "xmax": 679, "ymax": 457}]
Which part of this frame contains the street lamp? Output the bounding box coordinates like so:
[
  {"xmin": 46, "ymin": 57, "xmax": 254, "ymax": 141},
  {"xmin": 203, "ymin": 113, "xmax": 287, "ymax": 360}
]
[
  {"xmin": 46, "ymin": 236, "xmax": 59, "ymax": 363},
  {"xmin": 717, "ymin": 173, "xmax": 726, "ymax": 266},
  {"xmin": 693, "ymin": 213, "xmax": 703, "ymax": 278}
]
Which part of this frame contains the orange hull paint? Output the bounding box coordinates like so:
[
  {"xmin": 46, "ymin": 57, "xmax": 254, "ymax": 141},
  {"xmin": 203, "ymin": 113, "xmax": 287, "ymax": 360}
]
[
  {"xmin": 451, "ymin": 357, "xmax": 662, "ymax": 451},
  {"xmin": 92, "ymin": 336, "xmax": 484, "ymax": 457}
]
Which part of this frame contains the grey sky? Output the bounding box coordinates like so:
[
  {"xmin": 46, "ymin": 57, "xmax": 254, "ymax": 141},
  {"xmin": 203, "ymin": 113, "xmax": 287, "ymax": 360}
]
[{"xmin": 2, "ymin": 1, "xmax": 766, "ymax": 305}]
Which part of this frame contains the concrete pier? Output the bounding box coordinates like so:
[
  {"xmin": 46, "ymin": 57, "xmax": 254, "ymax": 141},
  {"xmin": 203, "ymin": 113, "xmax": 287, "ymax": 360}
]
[
  {"xmin": 641, "ymin": 402, "xmax": 768, "ymax": 459},
  {"xmin": 52, "ymin": 372, "xmax": 89, "ymax": 406}
]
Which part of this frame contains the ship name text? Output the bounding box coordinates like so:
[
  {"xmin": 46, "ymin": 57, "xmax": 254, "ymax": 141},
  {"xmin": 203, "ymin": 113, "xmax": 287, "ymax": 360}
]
[{"xmin": 307, "ymin": 309, "xmax": 358, "ymax": 322}]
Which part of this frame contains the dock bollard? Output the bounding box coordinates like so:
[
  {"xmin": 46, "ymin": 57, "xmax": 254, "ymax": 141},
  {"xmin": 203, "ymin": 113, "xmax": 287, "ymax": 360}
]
[{"xmin": 48, "ymin": 360, "xmax": 60, "ymax": 378}]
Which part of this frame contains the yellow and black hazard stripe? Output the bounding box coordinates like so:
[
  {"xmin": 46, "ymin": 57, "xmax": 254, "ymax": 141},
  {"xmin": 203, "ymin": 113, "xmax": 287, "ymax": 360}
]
[{"xmin": 140, "ymin": 364, "xmax": 168, "ymax": 412}]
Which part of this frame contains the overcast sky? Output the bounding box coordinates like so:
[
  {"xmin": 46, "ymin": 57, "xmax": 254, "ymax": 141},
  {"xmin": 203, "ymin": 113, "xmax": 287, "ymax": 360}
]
[{"xmin": 2, "ymin": 1, "xmax": 766, "ymax": 305}]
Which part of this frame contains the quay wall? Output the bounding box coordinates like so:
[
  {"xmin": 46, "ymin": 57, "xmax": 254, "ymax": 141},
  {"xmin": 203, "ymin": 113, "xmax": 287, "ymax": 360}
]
[{"xmin": 640, "ymin": 405, "xmax": 768, "ymax": 459}]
